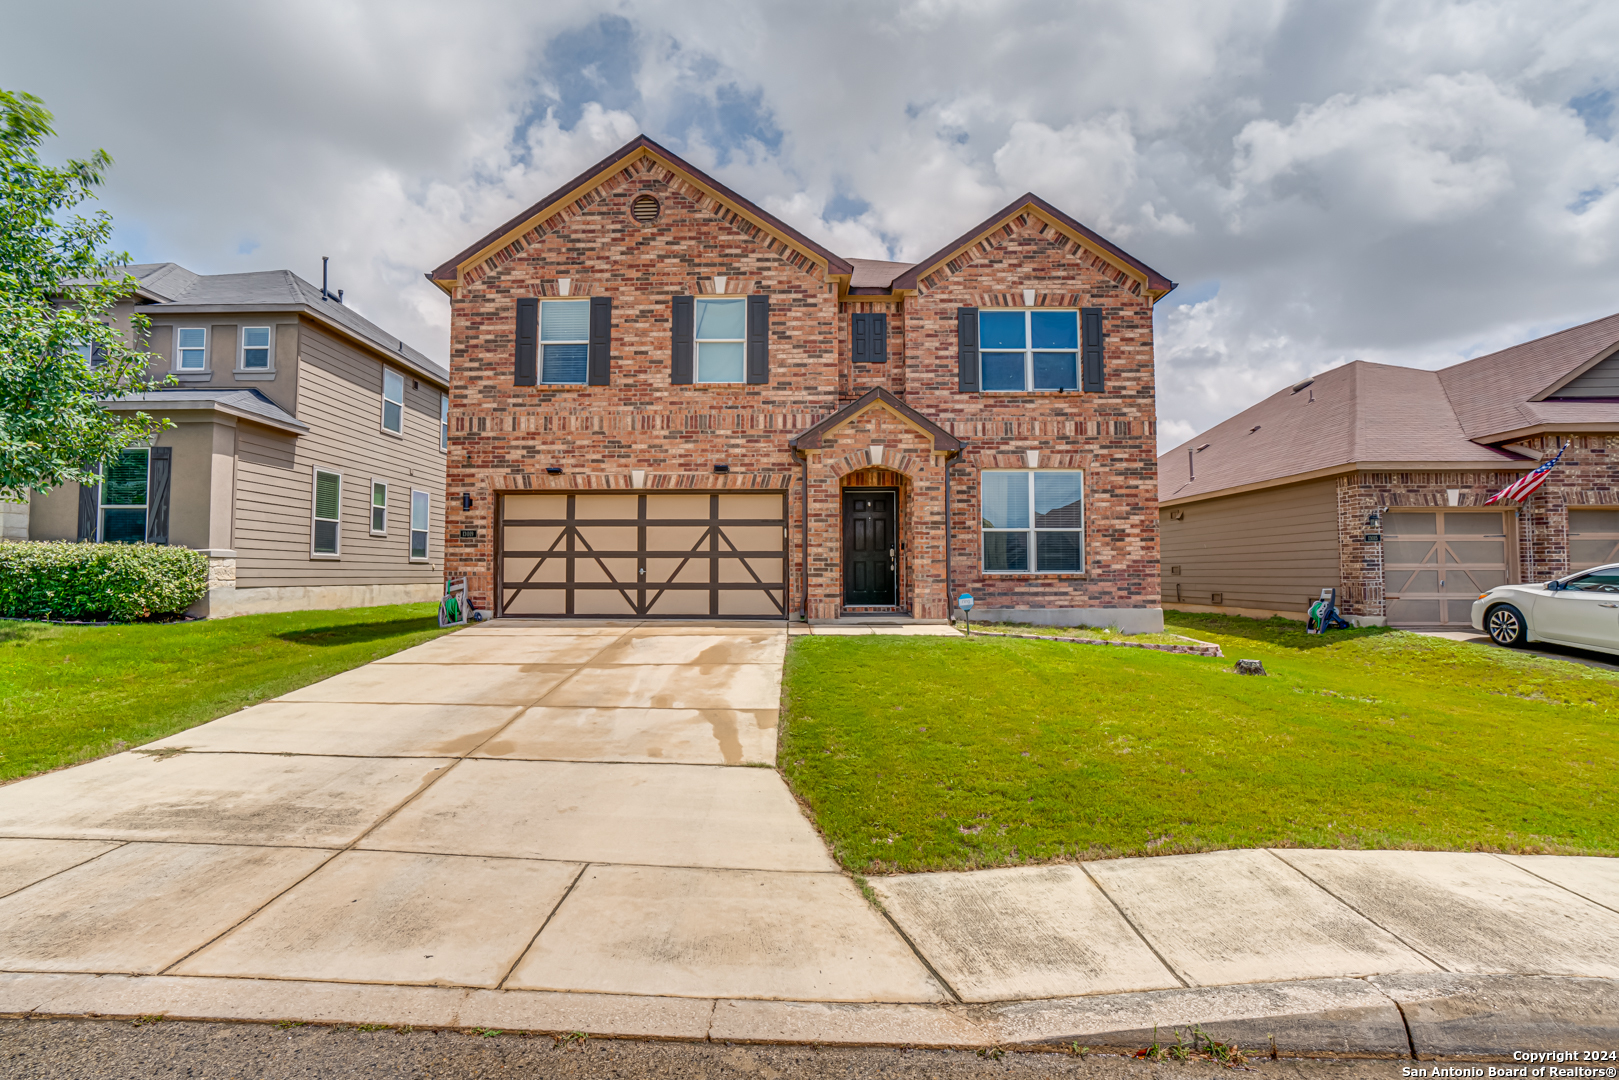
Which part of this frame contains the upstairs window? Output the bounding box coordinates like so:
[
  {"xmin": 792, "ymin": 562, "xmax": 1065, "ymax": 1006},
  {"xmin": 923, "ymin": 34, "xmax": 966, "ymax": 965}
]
[
  {"xmin": 695, "ymin": 297, "xmax": 746, "ymax": 383},
  {"xmin": 241, "ymin": 326, "xmax": 271, "ymax": 369},
  {"xmin": 410, "ymin": 490, "xmax": 430, "ymax": 561},
  {"xmin": 540, "ymin": 299, "xmax": 590, "ymax": 384},
  {"xmin": 370, "ymin": 481, "xmax": 388, "ymax": 535},
  {"xmin": 101, "ymin": 449, "xmax": 150, "ymax": 543},
  {"xmin": 177, "ymin": 327, "xmax": 207, "ymax": 370},
  {"xmin": 382, "ymin": 368, "xmax": 405, "ymax": 434},
  {"xmin": 980, "ymin": 310, "xmax": 1078, "ymax": 392},
  {"xmin": 981, "ymin": 470, "xmax": 1085, "ymax": 573},
  {"xmin": 439, "ymin": 393, "xmax": 449, "ymax": 451}
]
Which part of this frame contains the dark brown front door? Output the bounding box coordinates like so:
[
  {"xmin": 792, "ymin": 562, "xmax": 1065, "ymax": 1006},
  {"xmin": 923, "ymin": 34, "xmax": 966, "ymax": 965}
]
[{"xmin": 843, "ymin": 489, "xmax": 896, "ymax": 606}]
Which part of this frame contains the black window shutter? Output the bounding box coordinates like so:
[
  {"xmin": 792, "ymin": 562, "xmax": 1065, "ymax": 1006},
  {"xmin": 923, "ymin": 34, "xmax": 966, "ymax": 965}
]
[
  {"xmin": 671, "ymin": 295, "xmax": 694, "ymax": 384},
  {"xmin": 746, "ymin": 294, "xmax": 770, "ymax": 384},
  {"xmin": 851, "ymin": 313, "xmax": 868, "ymax": 362},
  {"xmin": 873, "ymin": 313, "xmax": 888, "ymax": 363},
  {"xmin": 587, "ymin": 296, "xmax": 612, "ymax": 386},
  {"xmin": 1082, "ymin": 307, "xmax": 1104, "ymax": 392},
  {"xmin": 957, "ymin": 307, "xmax": 980, "ymax": 392},
  {"xmin": 76, "ymin": 465, "xmax": 100, "ymax": 541},
  {"xmin": 515, "ymin": 298, "xmax": 538, "ymax": 386},
  {"xmin": 146, "ymin": 447, "xmax": 172, "ymax": 544}
]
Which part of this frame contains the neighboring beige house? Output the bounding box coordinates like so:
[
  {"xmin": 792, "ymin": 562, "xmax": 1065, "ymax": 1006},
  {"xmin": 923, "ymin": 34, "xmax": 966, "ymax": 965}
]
[
  {"xmin": 1156, "ymin": 311, "xmax": 1619, "ymax": 629},
  {"xmin": 27, "ymin": 263, "xmax": 450, "ymax": 616}
]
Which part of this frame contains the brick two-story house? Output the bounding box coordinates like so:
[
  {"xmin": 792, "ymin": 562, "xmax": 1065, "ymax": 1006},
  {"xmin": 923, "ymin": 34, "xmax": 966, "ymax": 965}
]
[{"xmin": 429, "ymin": 136, "xmax": 1174, "ymax": 628}]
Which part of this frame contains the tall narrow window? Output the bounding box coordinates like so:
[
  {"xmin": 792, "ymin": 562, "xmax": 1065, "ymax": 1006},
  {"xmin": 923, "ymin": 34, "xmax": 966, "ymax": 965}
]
[
  {"xmin": 410, "ymin": 490, "xmax": 430, "ymax": 561},
  {"xmin": 312, "ymin": 468, "xmax": 342, "ymax": 556},
  {"xmin": 979, "ymin": 310, "xmax": 1078, "ymax": 392},
  {"xmin": 241, "ymin": 326, "xmax": 271, "ymax": 369},
  {"xmin": 100, "ymin": 449, "xmax": 149, "ymax": 543},
  {"xmin": 370, "ymin": 481, "xmax": 388, "ymax": 535},
  {"xmin": 540, "ymin": 299, "xmax": 590, "ymax": 384},
  {"xmin": 177, "ymin": 327, "xmax": 207, "ymax": 370},
  {"xmin": 439, "ymin": 393, "xmax": 449, "ymax": 451},
  {"xmin": 695, "ymin": 297, "xmax": 746, "ymax": 383},
  {"xmin": 981, "ymin": 470, "xmax": 1084, "ymax": 573},
  {"xmin": 382, "ymin": 368, "xmax": 404, "ymax": 434}
]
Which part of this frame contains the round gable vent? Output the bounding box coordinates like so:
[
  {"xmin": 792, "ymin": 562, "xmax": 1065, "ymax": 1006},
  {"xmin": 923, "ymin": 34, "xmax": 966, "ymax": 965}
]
[{"xmin": 631, "ymin": 194, "xmax": 660, "ymax": 224}]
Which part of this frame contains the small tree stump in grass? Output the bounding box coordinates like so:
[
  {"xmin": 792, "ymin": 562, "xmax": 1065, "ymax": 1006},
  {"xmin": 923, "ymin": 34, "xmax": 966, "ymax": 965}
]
[{"xmin": 1235, "ymin": 659, "xmax": 1267, "ymax": 676}]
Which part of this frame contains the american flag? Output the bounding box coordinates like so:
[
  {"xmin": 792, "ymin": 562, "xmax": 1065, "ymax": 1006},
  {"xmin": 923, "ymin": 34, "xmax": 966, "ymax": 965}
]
[{"xmin": 1485, "ymin": 442, "xmax": 1567, "ymax": 505}]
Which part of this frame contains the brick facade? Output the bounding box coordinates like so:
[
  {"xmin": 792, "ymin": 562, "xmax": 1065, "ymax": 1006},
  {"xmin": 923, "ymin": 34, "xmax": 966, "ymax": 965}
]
[{"xmin": 435, "ymin": 140, "xmax": 1169, "ymax": 624}]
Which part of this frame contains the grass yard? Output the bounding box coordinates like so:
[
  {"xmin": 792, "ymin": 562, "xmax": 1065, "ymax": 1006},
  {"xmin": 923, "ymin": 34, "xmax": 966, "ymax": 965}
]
[
  {"xmin": 779, "ymin": 611, "xmax": 1619, "ymax": 873},
  {"xmin": 961, "ymin": 621, "xmax": 1197, "ymax": 646},
  {"xmin": 0, "ymin": 603, "xmax": 455, "ymax": 783}
]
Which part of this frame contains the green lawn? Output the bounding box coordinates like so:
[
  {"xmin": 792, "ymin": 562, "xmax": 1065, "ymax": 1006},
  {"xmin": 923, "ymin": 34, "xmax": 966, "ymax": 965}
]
[
  {"xmin": 779, "ymin": 611, "xmax": 1619, "ymax": 872},
  {"xmin": 0, "ymin": 603, "xmax": 455, "ymax": 783}
]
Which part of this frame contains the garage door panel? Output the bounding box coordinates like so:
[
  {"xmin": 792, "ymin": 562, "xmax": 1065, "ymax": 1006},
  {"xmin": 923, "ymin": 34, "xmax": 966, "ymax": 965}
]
[
  {"xmin": 499, "ymin": 492, "xmax": 786, "ymax": 619},
  {"xmin": 1385, "ymin": 510, "xmax": 1508, "ymax": 627}
]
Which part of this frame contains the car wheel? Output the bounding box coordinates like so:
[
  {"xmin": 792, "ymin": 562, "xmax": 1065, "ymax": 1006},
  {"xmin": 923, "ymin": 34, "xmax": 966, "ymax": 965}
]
[{"xmin": 1485, "ymin": 603, "xmax": 1528, "ymax": 647}]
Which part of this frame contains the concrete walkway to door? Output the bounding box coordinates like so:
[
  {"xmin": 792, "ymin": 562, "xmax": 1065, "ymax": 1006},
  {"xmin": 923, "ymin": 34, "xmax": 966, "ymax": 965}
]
[{"xmin": 0, "ymin": 620, "xmax": 1616, "ymax": 1056}]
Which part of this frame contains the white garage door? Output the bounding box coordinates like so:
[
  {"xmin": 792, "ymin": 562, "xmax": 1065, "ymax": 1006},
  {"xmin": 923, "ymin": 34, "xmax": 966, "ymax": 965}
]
[
  {"xmin": 498, "ymin": 491, "xmax": 787, "ymax": 618},
  {"xmin": 1384, "ymin": 510, "xmax": 1510, "ymax": 627}
]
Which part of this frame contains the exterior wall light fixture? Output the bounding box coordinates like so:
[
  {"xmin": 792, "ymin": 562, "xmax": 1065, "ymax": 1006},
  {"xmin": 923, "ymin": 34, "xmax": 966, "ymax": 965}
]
[
  {"xmin": 546, "ymin": 466, "xmax": 563, "ymax": 475},
  {"xmin": 713, "ymin": 464, "xmax": 730, "ymax": 474},
  {"xmin": 461, "ymin": 493, "xmax": 473, "ymax": 511}
]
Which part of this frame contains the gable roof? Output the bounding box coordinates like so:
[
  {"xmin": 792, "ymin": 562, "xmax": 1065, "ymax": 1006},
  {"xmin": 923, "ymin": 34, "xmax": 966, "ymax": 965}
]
[
  {"xmin": 1158, "ymin": 360, "xmax": 1532, "ymax": 505},
  {"xmin": 889, "ymin": 193, "xmax": 1176, "ymax": 301},
  {"xmin": 1438, "ymin": 310, "xmax": 1619, "ymax": 442},
  {"xmin": 427, "ymin": 135, "xmax": 854, "ymax": 293},
  {"xmin": 847, "ymin": 258, "xmax": 913, "ymax": 293},
  {"xmin": 115, "ymin": 263, "xmax": 446, "ymax": 387},
  {"xmin": 789, "ymin": 387, "xmax": 962, "ymax": 453}
]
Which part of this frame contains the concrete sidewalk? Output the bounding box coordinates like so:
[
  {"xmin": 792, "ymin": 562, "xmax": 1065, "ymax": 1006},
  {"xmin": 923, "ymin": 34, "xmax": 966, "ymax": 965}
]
[{"xmin": 0, "ymin": 620, "xmax": 1615, "ymax": 1057}]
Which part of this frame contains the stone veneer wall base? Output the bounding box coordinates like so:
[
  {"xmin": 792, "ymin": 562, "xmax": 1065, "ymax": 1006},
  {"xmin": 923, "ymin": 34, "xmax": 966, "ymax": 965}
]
[{"xmin": 958, "ymin": 605, "xmax": 1165, "ymax": 634}]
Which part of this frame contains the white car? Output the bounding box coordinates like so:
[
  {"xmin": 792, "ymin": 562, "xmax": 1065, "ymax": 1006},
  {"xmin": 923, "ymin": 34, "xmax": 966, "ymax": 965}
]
[{"xmin": 1473, "ymin": 563, "xmax": 1619, "ymax": 654}]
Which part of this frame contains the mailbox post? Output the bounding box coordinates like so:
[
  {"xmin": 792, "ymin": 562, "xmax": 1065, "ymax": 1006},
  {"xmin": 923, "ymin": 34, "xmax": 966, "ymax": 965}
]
[{"xmin": 958, "ymin": 592, "xmax": 974, "ymax": 636}]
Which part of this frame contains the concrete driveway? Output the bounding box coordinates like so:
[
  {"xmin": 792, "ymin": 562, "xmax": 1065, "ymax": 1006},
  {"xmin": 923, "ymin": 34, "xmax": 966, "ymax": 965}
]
[{"xmin": 1, "ymin": 619, "xmax": 1617, "ymax": 1054}]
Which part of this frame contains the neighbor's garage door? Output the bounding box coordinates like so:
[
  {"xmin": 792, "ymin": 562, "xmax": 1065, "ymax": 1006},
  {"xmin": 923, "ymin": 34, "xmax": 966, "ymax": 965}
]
[
  {"xmin": 498, "ymin": 492, "xmax": 787, "ymax": 618},
  {"xmin": 1384, "ymin": 510, "xmax": 1510, "ymax": 627}
]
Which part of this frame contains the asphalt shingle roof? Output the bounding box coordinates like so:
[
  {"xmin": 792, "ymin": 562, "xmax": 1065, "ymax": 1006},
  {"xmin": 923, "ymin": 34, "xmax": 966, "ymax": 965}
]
[{"xmin": 106, "ymin": 387, "xmax": 308, "ymax": 434}]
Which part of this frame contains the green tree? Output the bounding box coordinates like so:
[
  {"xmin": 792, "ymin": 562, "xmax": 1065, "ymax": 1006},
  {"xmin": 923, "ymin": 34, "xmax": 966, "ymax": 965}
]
[{"xmin": 0, "ymin": 87, "xmax": 168, "ymax": 502}]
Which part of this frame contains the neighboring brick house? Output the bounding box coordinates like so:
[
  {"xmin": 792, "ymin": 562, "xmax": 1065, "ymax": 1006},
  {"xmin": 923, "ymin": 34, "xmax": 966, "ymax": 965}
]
[
  {"xmin": 428, "ymin": 135, "xmax": 1175, "ymax": 628},
  {"xmin": 1157, "ymin": 312, "xmax": 1619, "ymax": 628},
  {"xmin": 27, "ymin": 263, "xmax": 450, "ymax": 616}
]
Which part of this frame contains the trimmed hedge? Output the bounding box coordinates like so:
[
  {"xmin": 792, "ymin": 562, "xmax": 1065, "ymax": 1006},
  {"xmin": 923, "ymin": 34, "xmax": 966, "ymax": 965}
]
[{"xmin": 0, "ymin": 541, "xmax": 209, "ymax": 622}]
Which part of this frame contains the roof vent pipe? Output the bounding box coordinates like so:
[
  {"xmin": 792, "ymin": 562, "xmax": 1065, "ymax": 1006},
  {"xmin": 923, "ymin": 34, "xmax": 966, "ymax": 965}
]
[{"xmin": 321, "ymin": 257, "xmax": 344, "ymax": 305}]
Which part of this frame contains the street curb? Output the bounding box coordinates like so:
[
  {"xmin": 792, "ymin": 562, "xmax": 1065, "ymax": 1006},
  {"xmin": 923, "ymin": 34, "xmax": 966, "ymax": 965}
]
[{"xmin": 3, "ymin": 971, "xmax": 1615, "ymax": 1058}]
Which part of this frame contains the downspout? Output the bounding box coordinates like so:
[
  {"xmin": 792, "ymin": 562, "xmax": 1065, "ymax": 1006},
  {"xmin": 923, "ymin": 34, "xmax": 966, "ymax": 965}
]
[
  {"xmin": 943, "ymin": 449, "xmax": 957, "ymax": 622},
  {"xmin": 794, "ymin": 447, "xmax": 810, "ymax": 621}
]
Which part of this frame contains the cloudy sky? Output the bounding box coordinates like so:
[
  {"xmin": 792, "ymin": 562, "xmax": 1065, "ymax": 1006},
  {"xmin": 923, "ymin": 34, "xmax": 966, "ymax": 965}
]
[{"xmin": 7, "ymin": 1, "xmax": 1617, "ymax": 451}]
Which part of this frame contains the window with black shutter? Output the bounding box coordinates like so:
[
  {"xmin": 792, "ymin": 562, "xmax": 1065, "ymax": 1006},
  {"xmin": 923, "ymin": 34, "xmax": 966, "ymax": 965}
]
[
  {"xmin": 1082, "ymin": 307, "xmax": 1104, "ymax": 392},
  {"xmin": 851, "ymin": 313, "xmax": 888, "ymax": 363},
  {"xmin": 514, "ymin": 298, "xmax": 538, "ymax": 386}
]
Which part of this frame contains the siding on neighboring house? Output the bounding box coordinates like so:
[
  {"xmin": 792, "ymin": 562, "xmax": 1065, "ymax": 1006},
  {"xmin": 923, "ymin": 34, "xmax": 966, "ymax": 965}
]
[
  {"xmin": 1160, "ymin": 478, "xmax": 1339, "ymax": 617},
  {"xmin": 232, "ymin": 322, "xmax": 446, "ymax": 589}
]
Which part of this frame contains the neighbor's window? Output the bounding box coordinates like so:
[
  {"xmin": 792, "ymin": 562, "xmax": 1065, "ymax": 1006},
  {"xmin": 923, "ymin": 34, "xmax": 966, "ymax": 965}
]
[
  {"xmin": 382, "ymin": 368, "xmax": 405, "ymax": 434},
  {"xmin": 695, "ymin": 297, "xmax": 746, "ymax": 383},
  {"xmin": 981, "ymin": 470, "xmax": 1085, "ymax": 573},
  {"xmin": 410, "ymin": 489, "xmax": 430, "ymax": 561},
  {"xmin": 312, "ymin": 468, "xmax": 342, "ymax": 556},
  {"xmin": 439, "ymin": 393, "xmax": 449, "ymax": 451},
  {"xmin": 241, "ymin": 326, "xmax": 271, "ymax": 369},
  {"xmin": 980, "ymin": 310, "xmax": 1078, "ymax": 392},
  {"xmin": 177, "ymin": 327, "xmax": 207, "ymax": 370},
  {"xmin": 370, "ymin": 481, "xmax": 388, "ymax": 535},
  {"xmin": 101, "ymin": 448, "xmax": 150, "ymax": 543},
  {"xmin": 540, "ymin": 299, "xmax": 590, "ymax": 384}
]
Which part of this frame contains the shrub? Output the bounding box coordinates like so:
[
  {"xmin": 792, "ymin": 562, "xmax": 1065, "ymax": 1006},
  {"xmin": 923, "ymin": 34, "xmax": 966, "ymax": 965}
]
[{"xmin": 0, "ymin": 541, "xmax": 209, "ymax": 621}]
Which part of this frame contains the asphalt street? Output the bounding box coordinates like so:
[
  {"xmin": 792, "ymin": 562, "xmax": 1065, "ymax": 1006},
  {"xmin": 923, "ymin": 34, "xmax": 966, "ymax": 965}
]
[{"xmin": 0, "ymin": 1018, "xmax": 1411, "ymax": 1080}]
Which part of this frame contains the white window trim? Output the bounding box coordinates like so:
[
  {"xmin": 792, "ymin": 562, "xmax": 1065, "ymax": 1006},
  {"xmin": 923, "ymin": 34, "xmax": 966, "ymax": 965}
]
[
  {"xmin": 981, "ymin": 469, "xmax": 1086, "ymax": 575},
  {"xmin": 175, "ymin": 326, "xmax": 208, "ymax": 372},
  {"xmin": 369, "ymin": 479, "xmax": 388, "ymax": 536},
  {"xmin": 381, "ymin": 367, "xmax": 405, "ymax": 436},
  {"xmin": 439, "ymin": 393, "xmax": 449, "ymax": 452},
  {"xmin": 98, "ymin": 448, "xmax": 151, "ymax": 543},
  {"xmin": 694, "ymin": 295, "xmax": 747, "ymax": 384},
  {"xmin": 238, "ymin": 325, "xmax": 274, "ymax": 372},
  {"xmin": 980, "ymin": 309, "xmax": 1081, "ymax": 393},
  {"xmin": 538, "ymin": 298, "xmax": 591, "ymax": 386},
  {"xmin": 311, "ymin": 466, "xmax": 343, "ymax": 559},
  {"xmin": 409, "ymin": 488, "xmax": 431, "ymax": 563}
]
